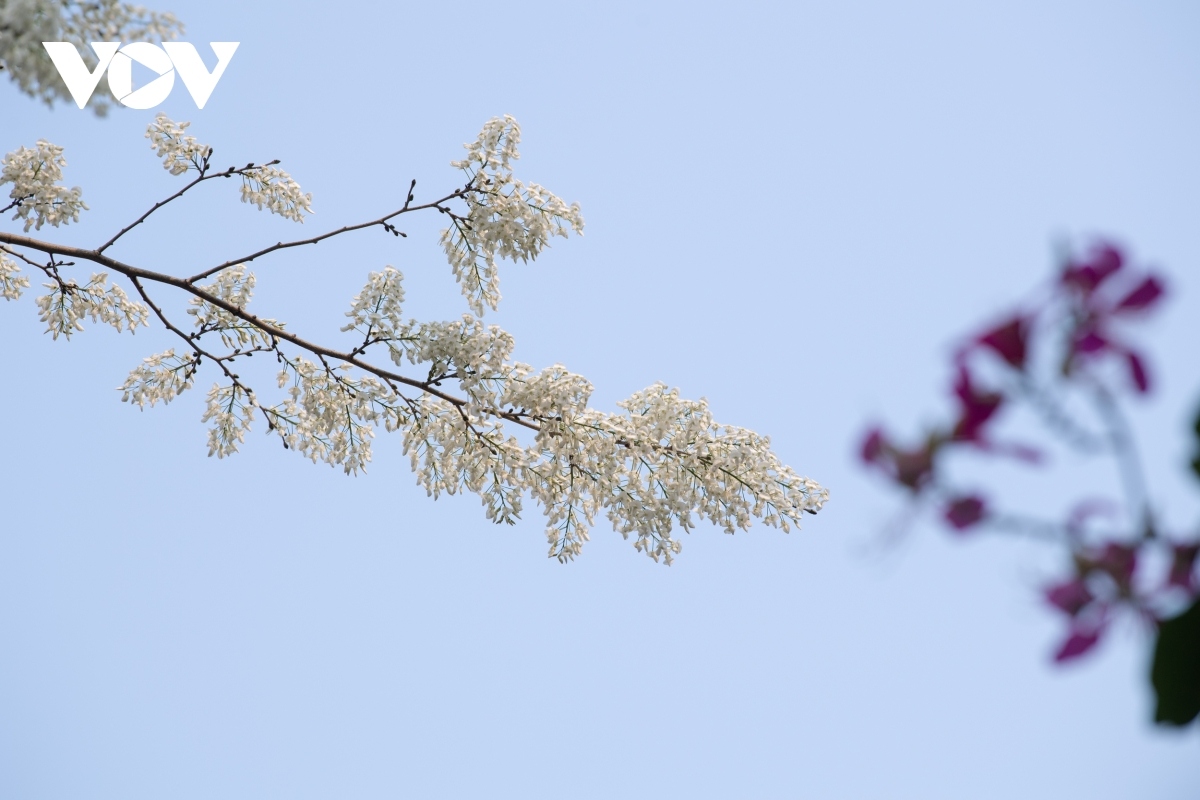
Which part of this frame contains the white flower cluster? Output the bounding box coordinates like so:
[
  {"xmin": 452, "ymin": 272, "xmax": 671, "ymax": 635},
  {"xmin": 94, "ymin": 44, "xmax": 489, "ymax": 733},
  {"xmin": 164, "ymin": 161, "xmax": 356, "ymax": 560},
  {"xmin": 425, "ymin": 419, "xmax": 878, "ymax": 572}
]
[
  {"xmin": 340, "ymin": 265, "xmax": 407, "ymax": 342},
  {"xmin": 396, "ymin": 370, "xmax": 828, "ymax": 564},
  {"xmin": 341, "ymin": 267, "xmax": 519, "ymax": 405},
  {"xmin": 403, "ymin": 316, "xmax": 518, "ymax": 406},
  {"xmin": 0, "ymin": 0, "xmax": 182, "ymax": 114},
  {"xmin": 1, "ymin": 140, "xmax": 88, "ymax": 231},
  {"xmin": 501, "ymin": 364, "xmax": 593, "ymax": 424},
  {"xmin": 142, "ymin": 114, "xmax": 311, "ymax": 218},
  {"xmin": 187, "ymin": 264, "xmax": 281, "ymax": 348},
  {"xmin": 34, "ymin": 272, "xmax": 149, "ymax": 339},
  {"xmin": 0, "ymin": 251, "xmax": 31, "ymax": 300},
  {"xmin": 262, "ymin": 359, "xmax": 407, "ymax": 475},
  {"xmin": 336, "ymin": 268, "xmax": 830, "ymax": 561},
  {"xmin": 201, "ymin": 383, "xmax": 255, "ymax": 459},
  {"xmin": 0, "ymin": 116, "xmax": 828, "ymax": 564},
  {"xmin": 403, "ymin": 396, "xmax": 528, "ymax": 526},
  {"xmin": 119, "ymin": 348, "xmax": 197, "ymax": 407},
  {"xmin": 508, "ymin": 382, "xmax": 829, "ymax": 564},
  {"xmin": 240, "ymin": 164, "xmax": 313, "ymax": 223},
  {"xmin": 145, "ymin": 114, "xmax": 209, "ymax": 175},
  {"xmin": 442, "ymin": 115, "xmax": 585, "ymax": 314}
]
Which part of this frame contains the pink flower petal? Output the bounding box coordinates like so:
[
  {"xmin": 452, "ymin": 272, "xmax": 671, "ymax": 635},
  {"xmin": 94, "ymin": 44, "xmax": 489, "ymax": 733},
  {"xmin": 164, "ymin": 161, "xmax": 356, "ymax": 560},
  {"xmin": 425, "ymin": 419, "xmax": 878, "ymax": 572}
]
[
  {"xmin": 1113, "ymin": 275, "xmax": 1165, "ymax": 313},
  {"xmin": 1045, "ymin": 579, "xmax": 1094, "ymax": 616},
  {"xmin": 1073, "ymin": 329, "xmax": 1109, "ymax": 355},
  {"xmin": 1168, "ymin": 543, "xmax": 1200, "ymax": 591},
  {"xmin": 860, "ymin": 428, "xmax": 885, "ymax": 464},
  {"xmin": 1054, "ymin": 627, "xmax": 1104, "ymax": 663},
  {"xmin": 1126, "ymin": 350, "xmax": 1150, "ymax": 393},
  {"xmin": 944, "ymin": 495, "xmax": 986, "ymax": 531},
  {"xmin": 977, "ymin": 316, "xmax": 1029, "ymax": 369},
  {"xmin": 1062, "ymin": 242, "xmax": 1124, "ymax": 295},
  {"xmin": 1095, "ymin": 542, "xmax": 1138, "ymax": 587}
]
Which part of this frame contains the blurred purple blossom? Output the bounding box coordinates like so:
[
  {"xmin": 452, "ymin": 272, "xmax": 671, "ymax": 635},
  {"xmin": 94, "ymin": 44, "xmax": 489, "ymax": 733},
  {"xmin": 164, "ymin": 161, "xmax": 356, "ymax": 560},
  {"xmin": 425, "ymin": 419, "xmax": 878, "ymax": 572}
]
[{"xmin": 944, "ymin": 495, "xmax": 986, "ymax": 531}]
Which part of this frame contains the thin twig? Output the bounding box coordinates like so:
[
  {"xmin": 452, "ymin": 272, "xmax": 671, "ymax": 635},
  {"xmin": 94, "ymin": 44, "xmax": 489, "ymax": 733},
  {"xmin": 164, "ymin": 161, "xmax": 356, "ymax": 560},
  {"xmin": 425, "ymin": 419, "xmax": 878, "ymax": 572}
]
[
  {"xmin": 97, "ymin": 160, "xmax": 277, "ymax": 254},
  {"xmin": 1087, "ymin": 376, "xmax": 1152, "ymax": 535},
  {"xmin": 1015, "ymin": 373, "xmax": 1108, "ymax": 453},
  {"xmin": 127, "ymin": 274, "xmax": 245, "ymax": 391},
  {"xmin": 185, "ymin": 183, "xmax": 473, "ymax": 284}
]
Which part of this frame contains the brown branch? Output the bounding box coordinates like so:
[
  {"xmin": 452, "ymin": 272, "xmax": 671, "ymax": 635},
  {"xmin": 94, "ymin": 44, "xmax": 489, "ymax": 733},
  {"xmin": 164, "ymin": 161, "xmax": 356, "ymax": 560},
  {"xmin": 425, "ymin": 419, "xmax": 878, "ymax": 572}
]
[
  {"xmin": 127, "ymin": 274, "xmax": 241, "ymax": 391},
  {"xmin": 0, "ymin": 244, "xmax": 52, "ymax": 271},
  {"xmin": 3, "ymin": 226, "xmax": 780, "ymax": 503},
  {"xmin": 0, "ymin": 230, "xmax": 540, "ymax": 434},
  {"xmin": 97, "ymin": 159, "xmax": 278, "ymax": 254},
  {"xmin": 185, "ymin": 180, "xmax": 473, "ymax": 284}
]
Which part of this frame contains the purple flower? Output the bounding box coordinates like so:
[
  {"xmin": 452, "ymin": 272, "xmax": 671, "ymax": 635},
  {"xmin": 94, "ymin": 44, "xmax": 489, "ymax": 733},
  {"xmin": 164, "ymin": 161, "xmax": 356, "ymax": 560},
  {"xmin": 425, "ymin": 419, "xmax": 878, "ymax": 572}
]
[
  {"xmin": 1094, "ymin": 542, "xmax": 1138, "ymax": 589},
  {"xmin": 1112, "ymin": 275, "xmax": 1165, "ymax": 314},
  {"xmin": 1125, "ymin": 350, "xmax": 1150, "ymax": 393},
  {"xmin": 1054, "ymin": 624, "xmax": 1105, "ymax": 663},
  {"xmin": 1168, "ymin": 542, "xmax": 1200, "ymax": 592},
  {"xmin": 860, "ymin": 427, "xmax": 885, "ymax": 464},
  {"xmin": 1062, "ymin": 242, "xmax": 1124, "ymax": 296},
  {"xmin": 1071, "ymin": 328, "xmax": 1109, "ymax": 355},
  {"xmin": 1045, "ymin": 578, "xmax": 1094, "ymax": 616},
  {"xmin": 976, "ymin": 316, "xmax": 1029, "ymax": 370},
  {"xmin": 944, "ymin": 495, "xmax": 986, "ymax": 531},
  {"xmin": 951, "ymin": 366, "xmax": 1003, "ymax": 443},
  {"xmin": 859, "ymin": 427, "xmax": 937, "ymax": 491},
  {"xmin": 892, "ymin": 444, "xmax": 936, "ymax": 491}
]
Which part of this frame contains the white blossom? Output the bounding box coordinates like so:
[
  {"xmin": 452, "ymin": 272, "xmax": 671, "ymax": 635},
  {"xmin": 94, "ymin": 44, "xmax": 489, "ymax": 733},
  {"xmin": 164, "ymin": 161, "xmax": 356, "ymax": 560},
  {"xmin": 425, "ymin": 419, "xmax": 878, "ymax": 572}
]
[
  {"xmin": 145, "ymin": 113, "xmax": 209, "ymax": 175},
  {"xmin": 119, "ymin": 348, "xmax": 197, "ymax": 407},
  {"xmin": 335, "ymin": 267, "xmax": 827, "ymax": 561},
  {"xmin": 0, "ymin": 251, "xmax": 31, "ymax": 300},
  {"xmin": 201, "ymin": 382, "xmax": 255, "ymax": 458},
  {"xmin": 402, "ymin": 395, "xmax": 527, "ymax": 525},
  {"xmin": 341, "ymin": 265, "xmax": 408, "ymax": 343},
  {"xmin": 1, "ymin": 140, "xmax": 88, "ymax": 231},
  {"xmin": 239, "ymin": 164, "xmax": 312, "ymax": 223},
  {"xmin": 0, "ymin": 115, "xmax": 829, "ymax": 565},
  {"xmin": 34, "ymin": 272, "xmax": 148, "ymax": 339},
  {"xmin": 187, "ymin": 263, "xmax": 281, "ymax": 348},
  {"xmin": 502, "ymin": 364, "xmax": 593, "ymax": 422},
  {"xmin": 263, "ymin": 358, "xmax": 409, "ymax": 475},
  {"xmin": 403, "ymin": 315, "xmax": 518, "ymax": 407},
  {"xmin": 507, "ymin": 383, "xmax": 829, "ymax": 564},
  {"xmin": 443, "ymin": 115, "xmax": 584, "ymax": 314},
  {"xmin": 394, "ymin": 348, "xmax": 828, "ymax": 563}
]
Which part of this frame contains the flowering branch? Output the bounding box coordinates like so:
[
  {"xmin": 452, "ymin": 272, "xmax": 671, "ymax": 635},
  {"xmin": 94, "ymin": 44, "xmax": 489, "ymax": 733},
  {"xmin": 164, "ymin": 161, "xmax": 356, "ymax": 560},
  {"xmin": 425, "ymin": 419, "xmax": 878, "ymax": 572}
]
[
  {"xmin": 0, "ymin": 113, "xmax": 828, "ymax": 565},
  {"xmin": 859, "ymin": 240, "xmax": 1200, "ymax": 725}
]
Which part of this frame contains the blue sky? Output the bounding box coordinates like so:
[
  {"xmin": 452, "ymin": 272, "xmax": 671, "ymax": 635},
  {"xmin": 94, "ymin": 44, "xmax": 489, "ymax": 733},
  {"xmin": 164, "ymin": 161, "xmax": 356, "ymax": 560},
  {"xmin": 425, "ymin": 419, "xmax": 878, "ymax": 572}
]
[{"xmin": 2, "ymin": 1, "xmax": 1198, "ymax": 797}]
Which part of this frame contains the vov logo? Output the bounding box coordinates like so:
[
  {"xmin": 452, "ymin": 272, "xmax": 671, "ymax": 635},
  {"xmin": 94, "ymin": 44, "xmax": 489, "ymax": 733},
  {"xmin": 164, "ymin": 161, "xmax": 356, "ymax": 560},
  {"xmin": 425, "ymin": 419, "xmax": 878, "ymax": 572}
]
[{"xmin": 42, "ymin": 42, "xmax": 239, "ymax": 110}]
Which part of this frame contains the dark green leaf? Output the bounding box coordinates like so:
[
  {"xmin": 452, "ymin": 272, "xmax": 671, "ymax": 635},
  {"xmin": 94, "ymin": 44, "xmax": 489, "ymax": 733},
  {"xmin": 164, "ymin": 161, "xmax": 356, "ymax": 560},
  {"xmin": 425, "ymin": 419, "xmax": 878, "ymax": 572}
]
[
  {"xmin": 1193, "ymin": 406, "xmax": 1200, "ymax": 481},
  {"xmin": 1151, "ymin": 596, "xmax": 1200, "ymax": 726}
]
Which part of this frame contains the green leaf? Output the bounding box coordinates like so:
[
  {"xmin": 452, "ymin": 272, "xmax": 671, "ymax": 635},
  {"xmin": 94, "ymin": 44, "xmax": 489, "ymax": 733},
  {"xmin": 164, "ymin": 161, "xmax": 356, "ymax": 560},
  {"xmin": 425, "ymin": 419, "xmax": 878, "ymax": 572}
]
[
  {"xmin": 1192, "ymin": 405, "xmax": 1200, "ymax": 481},
  {"xmin": 1151, "ymin": 596, "xmax": 1200, "ymax": 726}
]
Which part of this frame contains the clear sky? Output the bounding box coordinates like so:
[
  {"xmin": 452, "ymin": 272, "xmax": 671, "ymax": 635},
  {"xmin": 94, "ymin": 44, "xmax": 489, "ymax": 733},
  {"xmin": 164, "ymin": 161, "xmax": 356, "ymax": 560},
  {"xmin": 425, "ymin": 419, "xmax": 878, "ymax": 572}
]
[{"xmin": 2, "ymin": 1, "xmax": 1198, "ymax": 797}]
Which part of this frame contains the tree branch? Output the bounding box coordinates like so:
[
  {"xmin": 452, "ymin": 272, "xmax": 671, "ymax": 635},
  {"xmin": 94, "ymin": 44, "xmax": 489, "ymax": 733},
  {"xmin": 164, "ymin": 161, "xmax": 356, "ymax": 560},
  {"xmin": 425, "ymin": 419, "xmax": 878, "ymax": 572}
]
[
  {"xmin": 185, "ymin": 179, "xmax": 472, "ymax": 284},
  {"xmin": 1, "ymin": 229, "xmax": 540, "ymax": 433},
  {"xmin": 96, "ymin": 158, "xmax": 278, "ymax": 254}
]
